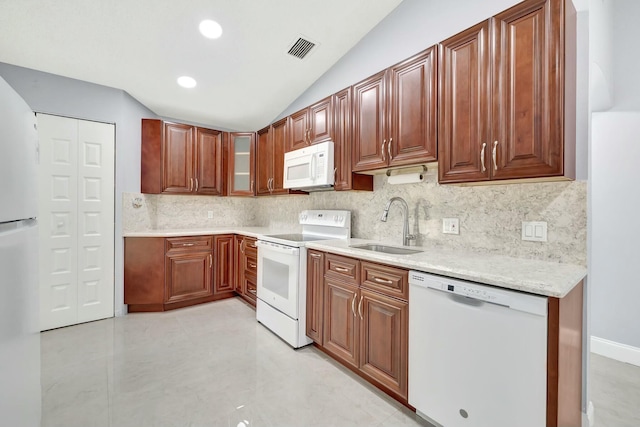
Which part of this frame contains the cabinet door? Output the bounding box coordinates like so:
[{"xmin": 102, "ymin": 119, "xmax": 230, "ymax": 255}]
[
  {"xmin": 270, "ymin": 118, "xmax": 288, "ymax": 194},
  {"xmin": 163, "ymin": 122, "xmax": 194, "ymax": 193},
  {"xmin": 438, "ymin": 21, "xmax": 491, "ymax": 184},
  {"xmin": 388, "ymin": 47, "xmax": 438, "ymax": 166},
  {"xmin": 288, "ymin": 109, "xmax": 308, "ymax": 151},
  {"xmin": 309, "ymin": 97, "xmax": 332, "ymax": 144},
  {"xmin": 228, "ymin": 132, "xmax": 255, "ymax": 196},
  {"xmin": 333, "ymin": 88, "xmax": 374, "ymax": 192},
  {"xmin": 234, "ymin": 235, "xmax": 244, "ymax": 293},
  {"xmin": 323, "ymin": 278, "xmax": 359, "ymax": 368},
  {"xmin": 165, "ymin": 251, "xmax": 213, "ymax": 303},
  {"xmin": 194, "ymin": 128, "xmax": 224, "ymax": 195},
  {"xmin": 306, "ymin": 250, "xmax": 325, "ymax": 344},
  {"xmin": 213, "ymin": 235, "xmax": 234, "ymax": 294},
  {"xmin": 359, "ymin": 289, "xmax": 408, "ymax": 399},
  {"xmin": 491, "ymin": 0, "xmax": 565, "ymax": 180},
  {"xmin": 352, "ymin": 71, "xmax": 387, "ymax": 172},
  {"xmin": 256, "ymin": 126, "xmax": 272, "ymax": 195}
]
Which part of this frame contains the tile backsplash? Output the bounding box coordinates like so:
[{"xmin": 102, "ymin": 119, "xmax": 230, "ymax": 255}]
[{"xmin": 123, "ymin": 170, "xmax": 587, "ymax": 265}]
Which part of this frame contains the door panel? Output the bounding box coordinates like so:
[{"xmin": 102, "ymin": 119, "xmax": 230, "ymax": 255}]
[
  {"xmin": 38, "ymin": 114, "xmax": 114, "ymax": 330},
  {"xmin": 492, "ymin": 0, "xmax": 564, "ymax": 179},
  {"xmin": 309, "ymin": 97, "xmax": 332, "ymax": 144},
  {"xmin": 256, "ymin": 127, "xmax": 272, "ymax": 195},
  {"xmin": 288, "ymin": 109, "xmax": 308, "ymax": 151},
  {"xmin": 306, "ymin": 250, "xmax": 324, "ymax": 344},
  {"xmin": 323, "ymin": 279, "xmax": 359, "ymax": 368},
  {"xmin": 352, "ymin": 71, "xmax": 387, "ymax": 172},
  {"xmin": 165, "ymin": 252, "xmax": 212, "ymax": 303},
  {"xmin": 214, "ymin": 235, "xmax": 234, "ymax": 294},
  {"xmin": 195, "ymin": 128, "xmax": 223, "ymax": 195},
  {"xmin": 359, "ymin": 289, "xmax": 408, "ymax": 398},
  {"xmin": 333, "ymin": 88, "xmax": 351, "ymax": 191},
  {"xmin": 438, "ymin": 21, "xmax": 491, "ymax": 183},
  {"xmin": 271, "ymin": 118, "xmax": 288, "ymax": 194},
  {"xmin": 388, "ymin": 47, "xmax": 438, "ymax": 166},
  {"xmin": 162, "ymin": 122, "xmax": 193, "ymax": 193}
]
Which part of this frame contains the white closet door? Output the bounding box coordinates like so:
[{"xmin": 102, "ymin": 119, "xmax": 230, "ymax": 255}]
[
  {"xmin": 77, "ymin": 120, "xmax": 114, "ymax": 324},
  {"xmin": 38, "ymin": 114, "xmax": 114, "ymax": 331}
]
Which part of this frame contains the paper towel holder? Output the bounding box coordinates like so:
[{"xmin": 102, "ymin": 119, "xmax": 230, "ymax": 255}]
[{"xmin": 386, "ymin": 164, "xmax": 427, "ymax": 177}]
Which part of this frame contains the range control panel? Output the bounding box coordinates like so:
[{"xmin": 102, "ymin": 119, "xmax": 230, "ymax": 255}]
[{"xmin": 299, "ymin": 210, "xmax": 351, "ymax": 228}]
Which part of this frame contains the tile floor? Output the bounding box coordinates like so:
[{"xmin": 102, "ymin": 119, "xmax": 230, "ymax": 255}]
[{"xmin": 41, "ymin": 298, "xmax": 639, "ymax": 427}]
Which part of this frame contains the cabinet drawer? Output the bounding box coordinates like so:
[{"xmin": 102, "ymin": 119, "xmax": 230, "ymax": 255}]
[
  {"xmin": 325, "ymin": 253, "xmax": 359, "ymax": 284},
  {"xmin": 166, "ymin": 236, "xmax": 213, "ymax": 253},
  {"xmin": 361, "ymin": 261, "xmax": 408, "ymax": 300},
  {"xmin": 243, "ymin": 236, "xmax": 258, "ymax": 257},
  {"xmin": 245, "ymin": 273, "xmax": 257, "ymax": 302},
  {"xmin": 244, "ymin": 255, "xmax": 258, "ymax": 276}
]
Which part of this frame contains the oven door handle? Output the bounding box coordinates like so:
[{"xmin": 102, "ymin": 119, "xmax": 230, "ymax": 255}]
[{"xmin": 256, "ymin": 240, "xmax": 300, "ymax": 256}]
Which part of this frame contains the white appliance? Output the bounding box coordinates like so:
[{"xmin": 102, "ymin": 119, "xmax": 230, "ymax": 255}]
[
  {"xmin": 256, "ymin": 209, "xmax": 350, "ymax": 348},
  {"xmin": 283, "ymin": 140, "xmax": 335, "ymax": 191},
  {"xmin": 0, "ymin": 76, "xmax": 41, "ymax": 426},
  {"xmin": 408, "ymin": 271, "xmax": 548, "ymax": 427}
]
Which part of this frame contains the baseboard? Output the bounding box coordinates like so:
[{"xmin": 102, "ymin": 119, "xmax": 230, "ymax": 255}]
[{"xmin": 591, "ymin": 336, "xmax": 640, "ymax": 367}]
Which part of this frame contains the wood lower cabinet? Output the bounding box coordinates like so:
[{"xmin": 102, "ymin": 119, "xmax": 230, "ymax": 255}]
[
  {"xmin": 141, "ymin": 120, "xmax": 225, "ymax": 195},
  {"xmin": 318, "ymin": 253, "xmax": 409, "ymax": 400},
  {"xmin": 306, "ymin": 250, "xmax": 325, "ymax": 344},
  {"xmin": 234, "ymin": 235, "xmax": 257, "ymax": 306},
  {"xmin": 439, "ymin": 0, "xmax": 576, "ymax": 184},
  {"xmin": 213, "ymin": 235, "xmax": 234, "ymax": 294},
  {"xmin": 323, "ymin": 277, "xmax": 360, "ymax": 369},
  {"xmin": 359, "ymin": 289, "xmax": 408, "ymax": 397},
  {"xmin": 124, "ymin": 235, "xmax": 236, "ymax": 312}
]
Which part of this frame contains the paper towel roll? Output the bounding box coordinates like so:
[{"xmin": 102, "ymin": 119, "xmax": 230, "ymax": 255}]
[{"xmin": 387, "ymin": 172, "xmax": 424, "ymax": 185}]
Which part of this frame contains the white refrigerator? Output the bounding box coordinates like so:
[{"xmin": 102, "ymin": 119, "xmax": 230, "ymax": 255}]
[{"xmin": 0, "ymin": 76, "xmax": 41, "ymax": 426}]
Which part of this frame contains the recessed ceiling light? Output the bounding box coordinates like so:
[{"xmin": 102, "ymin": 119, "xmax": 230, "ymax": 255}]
[
  {"xmin": 199, "ymin": 19, "xmax": 223, "ymax": 39},
  {"xmin": 177, "ymin": 76, "xmax": 197, "ymax": 89}
]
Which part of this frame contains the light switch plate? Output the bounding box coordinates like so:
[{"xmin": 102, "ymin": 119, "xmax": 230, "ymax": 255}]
[
  {"xmin": 522, "ymin": 221, "xmax": 547, "ymax": 242},
  {"xmin": 443, "ymin": 218, "xmax": 459, "ymax": 235}
]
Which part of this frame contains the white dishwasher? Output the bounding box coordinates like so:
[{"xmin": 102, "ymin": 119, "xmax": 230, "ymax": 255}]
[{"xmin": 408, "ymin": 271, "xmax": 548, "ymax": 427}]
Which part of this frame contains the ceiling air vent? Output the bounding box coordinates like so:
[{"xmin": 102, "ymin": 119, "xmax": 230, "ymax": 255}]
[{"xmin": 287, "ymin": 37, "xmax": 316, "ymax": 59}]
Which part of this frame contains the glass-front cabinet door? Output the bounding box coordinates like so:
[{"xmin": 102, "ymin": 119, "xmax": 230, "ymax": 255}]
[{"xmin": 228, "ymin": 132, "xmax": 255, "ymax": 196}]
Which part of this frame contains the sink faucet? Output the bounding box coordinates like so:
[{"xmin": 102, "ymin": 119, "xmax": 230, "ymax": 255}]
[{"xmin": 381, "ymin": 197, "xmax": 416, "ymax": 246}]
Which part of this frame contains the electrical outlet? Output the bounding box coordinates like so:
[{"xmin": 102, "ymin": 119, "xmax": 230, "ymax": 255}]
[
  {"xmin": 521, "ymin": 221, "xmax": 547, "ymax": 242},
  {"xmin": 207, "ymin": 211, "xmax": 214, "ymax": 219},
  {"xmin": 442, "ymin": 218, "xmax": 459, "ymax": 235}
]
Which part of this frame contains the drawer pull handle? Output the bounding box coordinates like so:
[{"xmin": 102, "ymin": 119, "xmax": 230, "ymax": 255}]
[
  {"xmin": 351, "ymin": 295, "xmax": 357, "ymax": 317},
  {"xmin": 358, "ymin": 295, "xmax": 364, "ymax": 319},
  {"xmin": 373, "ymin": 276, "xmax": 393, "ymax": 285},
  {"xmin": 182, "ymin": 243, "xmax": 195, "ymax": 247},
  {"xmin": 248, "ymin": 243, "xmax": 256, "ymax": 248},
  {"xmin": 248, "ymin": 289, "xmax": 257, "ymax": 295},
  {"xmin": 335, "ymin": 266, "xmax": 349, "ymax": 273},
  {"xmin": 310, "ymin": 253, "xmax": 322, "ymax": 259},
  {"xmin": 248, "ymin": 262, "xmax": 257, "ymax": 269}
]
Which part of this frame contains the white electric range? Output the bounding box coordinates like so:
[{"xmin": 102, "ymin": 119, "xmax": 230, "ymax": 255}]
[{"xmin": 256, "ymin": 210, "xmax": 351, "ymax": 348}]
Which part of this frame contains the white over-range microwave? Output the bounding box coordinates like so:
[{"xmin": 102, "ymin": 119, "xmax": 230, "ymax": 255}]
[{"xmin": 283, "ymin": 140, "xmax": 335, "ymax": 191}]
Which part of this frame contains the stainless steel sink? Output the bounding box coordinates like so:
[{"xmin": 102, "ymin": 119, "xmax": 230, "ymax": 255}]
[{"xmin": 350, "ymin": 243, "xmax": 423, "ymax": 255}]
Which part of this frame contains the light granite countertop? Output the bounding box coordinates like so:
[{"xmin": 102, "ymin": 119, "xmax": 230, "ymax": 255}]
[
  {"xmin": 123, "ymin": 230, "xmax": 586, "ymax": 298},
  {"xmin": 123, "ymin": 227, "xmax": 287, "ymax": 239},
  {"xmin": 306, "ymin": 238, "xmax": 587, "ymax": 298}
]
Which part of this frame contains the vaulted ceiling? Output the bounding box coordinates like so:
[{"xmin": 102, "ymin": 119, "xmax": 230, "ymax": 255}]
[{"xmin": 0, "ymin": 0, "xmax": 403, "ymax": 131}]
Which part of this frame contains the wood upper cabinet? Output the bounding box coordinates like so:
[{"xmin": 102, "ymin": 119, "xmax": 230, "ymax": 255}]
[
  {"xmin": 306, "ymin": 250, "xmax": 325, "ymax": 344},
  {"xmin": 439, "ymin": 0, "xmax": 576, "ymax": 184},
  {"xmin": 332, "ymin": 88, "xmax": 374, "ymax": 192},
  {"xmin": 256, "ymin": 119, "xmax": 289, "ymax": 196},
  {"xmin": 141, "ymin": 120, "xmax": 225, "ymax": 195},
  {"xmin": 352, "ymin": 71, "xmax": 387, "ymax": 172},
  {"xmin": 228, "ymin": 132, "xmax": 256, "ymax": 196},
  {"xmin": 288, "ymin": 96, "xmax": 332, "ymax": 152},
  {"xmin": 213, "ymin": 235, "xmax": 234, "ymax": 294},
  {"xmin": 352, "ymin": 47, "xmax": 438, "ymax": 172}
]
